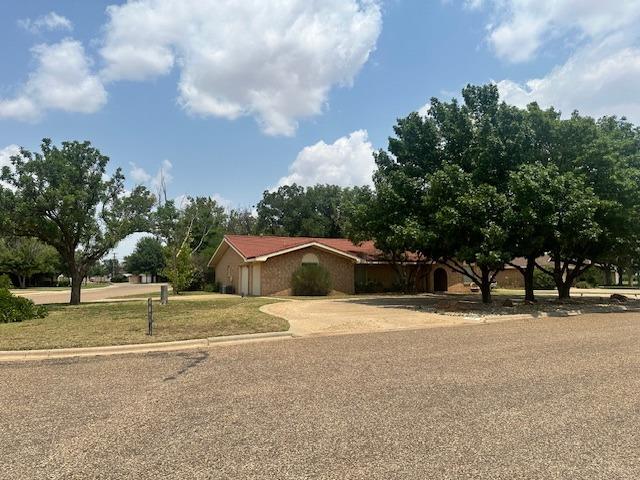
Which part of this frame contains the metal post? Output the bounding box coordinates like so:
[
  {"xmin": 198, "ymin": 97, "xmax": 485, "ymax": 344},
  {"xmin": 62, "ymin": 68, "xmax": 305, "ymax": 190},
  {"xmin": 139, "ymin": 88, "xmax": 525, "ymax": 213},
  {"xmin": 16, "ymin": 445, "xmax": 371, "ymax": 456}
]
[
  {"xmin": 160, "ymin": 285, "xmax": 169, "ymax": 305},
  {"xmin": 147, "ymin": 298, "xmax": 153, "ymax": 335}
]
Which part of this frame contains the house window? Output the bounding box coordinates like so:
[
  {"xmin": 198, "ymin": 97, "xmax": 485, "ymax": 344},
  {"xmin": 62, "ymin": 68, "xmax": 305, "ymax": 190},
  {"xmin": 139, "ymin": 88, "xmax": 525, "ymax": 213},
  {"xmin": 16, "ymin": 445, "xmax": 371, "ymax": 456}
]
[{"xmin": 301, "ymin": 253, "xmax": 319, "ymax": 265}]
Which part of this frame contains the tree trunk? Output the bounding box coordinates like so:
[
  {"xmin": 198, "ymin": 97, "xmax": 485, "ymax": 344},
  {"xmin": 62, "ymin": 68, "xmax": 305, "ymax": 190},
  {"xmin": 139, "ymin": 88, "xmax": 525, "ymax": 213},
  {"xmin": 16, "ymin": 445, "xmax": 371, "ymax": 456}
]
[
  {"xmin": 70, "ymin": 272, "xmax": 83, "ymax": 305},
  {"xmin": 480, "ymin": 267, "xmax": 492, "ymax": 304},
  {"xmin": 523, "ymin": 256, "xmax": 536, "ymax": 303},
  {"xmin": 557, "ymin": 281, "xmax": 571, "ymax": 300},
  {"xmin": 603, "ymin": 266, "xmax": 612, "ymax": 286},
  {"xmin": 617, "ymin": 266, "xmax": 624, "ymax": 286},
  {"xmin": 18, "ymin": 275, "xmax": 26, "ymax": 289}
]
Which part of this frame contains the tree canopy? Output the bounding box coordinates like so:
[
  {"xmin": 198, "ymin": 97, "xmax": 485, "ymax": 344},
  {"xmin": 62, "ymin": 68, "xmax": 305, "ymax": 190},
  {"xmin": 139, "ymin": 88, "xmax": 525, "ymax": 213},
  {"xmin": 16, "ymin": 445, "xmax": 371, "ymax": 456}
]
[{"xmin": 0, "ymin": 139, "xmax": 154, "ymax": 304}]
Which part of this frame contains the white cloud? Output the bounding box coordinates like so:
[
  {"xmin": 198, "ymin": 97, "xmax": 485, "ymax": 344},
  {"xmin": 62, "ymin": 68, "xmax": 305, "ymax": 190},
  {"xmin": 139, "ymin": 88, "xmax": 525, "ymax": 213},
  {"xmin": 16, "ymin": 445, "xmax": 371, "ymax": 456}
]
[
  {"xmin": 475, "ymin": 0, "xmax": 640, "ymax": 63},
  {"xmin": 18, "ymin": 12, "xmax": 73, "ymax": 34},
  {"xmin": 128, "ymin": 159, "xmax": 173, "ymax": 193},
  {"xmin": 0, "ymin": 144, "xmax": 21, "ymax": 190},
  {"xmin": 277, "ymin": 130, "xmax": 374, "ymax": 187},
  {"xmin": 129, "ymin": 163, "xmax": 152, "ymax": 184},
  {"xmin": 0, "ymin": 39, "xmax": 106, "ymax": 121},
  {"xmin": 99, "ymin": 0, "xmax": 382, "ymax": 136},
  {"xmin": 0, "ymin": 145, "xmax": 20, "ymax": 170}
]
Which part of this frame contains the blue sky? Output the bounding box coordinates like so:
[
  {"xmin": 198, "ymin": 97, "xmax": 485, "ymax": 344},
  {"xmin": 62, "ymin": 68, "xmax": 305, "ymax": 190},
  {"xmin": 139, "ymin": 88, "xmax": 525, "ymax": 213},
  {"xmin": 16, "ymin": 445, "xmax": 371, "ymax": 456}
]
[{"xmin": 2, "ymin": 1, "xmax": 639, "ymax": 257}]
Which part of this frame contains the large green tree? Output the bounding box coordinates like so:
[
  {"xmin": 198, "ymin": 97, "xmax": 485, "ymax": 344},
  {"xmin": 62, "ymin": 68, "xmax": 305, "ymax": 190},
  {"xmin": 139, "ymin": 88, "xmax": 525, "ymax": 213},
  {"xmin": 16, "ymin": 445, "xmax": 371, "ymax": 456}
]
[
  {"xmin": 124, "ymin": 236, "xmax": 165, "ymax": 278},
  {"xmin": 256, "ymin": 184, "xmax": 363, "ymax": 238},
  {"xmin": 0, "ymin": 139, "xmax": 154, "ymax": 304}
]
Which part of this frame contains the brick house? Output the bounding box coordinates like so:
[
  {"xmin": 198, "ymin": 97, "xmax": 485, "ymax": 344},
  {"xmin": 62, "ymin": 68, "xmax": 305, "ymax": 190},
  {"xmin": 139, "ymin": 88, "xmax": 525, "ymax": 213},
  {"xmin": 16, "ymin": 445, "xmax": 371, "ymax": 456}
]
[{"xmin": 208, "ymin": 235, "xmax": 467, "ymax": 296}]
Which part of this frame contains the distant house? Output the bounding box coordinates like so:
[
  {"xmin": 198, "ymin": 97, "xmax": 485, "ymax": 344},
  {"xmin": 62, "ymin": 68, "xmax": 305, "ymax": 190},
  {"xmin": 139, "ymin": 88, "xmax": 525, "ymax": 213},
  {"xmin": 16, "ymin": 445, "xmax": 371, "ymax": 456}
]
[
  {"xmin": 208, "ymin": 235, "xmax": 467, "ymax": 296},
  {"xmin": 127, "ymin": 273, "xmax": 157, "ymax": 284}
]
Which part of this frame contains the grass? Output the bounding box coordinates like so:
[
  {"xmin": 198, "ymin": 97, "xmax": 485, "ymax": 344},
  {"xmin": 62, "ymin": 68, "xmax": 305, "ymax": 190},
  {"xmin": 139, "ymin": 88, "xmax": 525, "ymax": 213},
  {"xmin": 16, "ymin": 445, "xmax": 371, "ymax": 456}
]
[
  {"xmin": 0, "ymin": 296, "xmax": 288, "ymax": 351},
  {"xmin": 109, "ymin": 290, "xmax": 213, "ymax": 300}
]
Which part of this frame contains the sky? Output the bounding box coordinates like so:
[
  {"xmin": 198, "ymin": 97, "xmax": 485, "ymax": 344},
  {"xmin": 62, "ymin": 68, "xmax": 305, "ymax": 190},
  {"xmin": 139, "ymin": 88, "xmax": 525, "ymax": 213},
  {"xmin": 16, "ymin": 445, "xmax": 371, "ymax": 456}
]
[{"xmin": 2, "ymin": 0, "xmax": 640, "ymax": 258}]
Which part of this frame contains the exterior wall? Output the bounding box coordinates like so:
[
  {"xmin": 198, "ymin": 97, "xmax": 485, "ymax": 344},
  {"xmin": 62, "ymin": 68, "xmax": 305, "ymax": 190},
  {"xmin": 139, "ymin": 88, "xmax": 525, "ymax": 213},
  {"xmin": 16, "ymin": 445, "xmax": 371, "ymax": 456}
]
[
  {"xmin": 214, "ymin": 247, "xmax": 244, "ymax": 293},
  {"xmin": 427, "ymin": 265, "xmax": 468, "ymax": 293},
  {"xmin": 261, "ymin": 247, "xmax": 355, "ymax": 296},
  {"xmin": 495, "ymin": 269, "xmax": 525, "ymax": 288},
  {"xmin": 356, "ymin": 264, "xmax": 397, "ymax": 291}
]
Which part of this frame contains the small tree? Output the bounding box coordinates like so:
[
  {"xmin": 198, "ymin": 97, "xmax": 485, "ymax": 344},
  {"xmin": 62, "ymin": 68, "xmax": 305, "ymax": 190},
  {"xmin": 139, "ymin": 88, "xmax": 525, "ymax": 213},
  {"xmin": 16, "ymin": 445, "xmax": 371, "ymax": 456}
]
[
  {"xmin": 0, "ymin": 139, "xmax": 154, "ymax": 304},
  {"xmin": 162, "ymin": 239, "xmax": 195, "ymax": 294}
]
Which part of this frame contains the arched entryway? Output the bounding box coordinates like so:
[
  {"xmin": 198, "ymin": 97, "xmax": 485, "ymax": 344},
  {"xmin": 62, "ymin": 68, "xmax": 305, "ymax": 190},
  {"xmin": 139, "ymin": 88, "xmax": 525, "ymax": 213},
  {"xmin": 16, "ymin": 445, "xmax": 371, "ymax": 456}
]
[{"xmin": 433, "ymin": 268, "xmax": 448, "ymax": 292}]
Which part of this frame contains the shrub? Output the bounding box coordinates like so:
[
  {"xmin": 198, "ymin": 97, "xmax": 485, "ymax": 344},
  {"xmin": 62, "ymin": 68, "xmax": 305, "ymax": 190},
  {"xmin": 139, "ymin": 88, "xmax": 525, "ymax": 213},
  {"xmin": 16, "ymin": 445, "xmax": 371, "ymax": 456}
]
[
  {"xmin": 291, "ymin": 264, "xmax": 332, "ymax": 296},
  {"xmin": 203, "ymin": 282, "xmax": 221, "ymax": 293},
  {"xmin": 533, "ymin": 269, "xmax": 555, "ymax": 289},
  {"xmin": 0, "ymin": 288, "xmax": 47, "ymax": 323},
  {"xmin": 575, "ymin": 280, "xmax": 592, "ymax": 289},
  {"xmin": 110, "ymin": 274, "xmax": 128, "ymax": 283},
  {"xmin": 355, "ymin": 279, "xmax": 382, "ymax": 294},
  {"xmin": 0, "ymin": 274, "xmax": 13, "ymax": 290},
  {"xmin": 57, "ymin": 277, "xmax": 70, "ymax": 287}
]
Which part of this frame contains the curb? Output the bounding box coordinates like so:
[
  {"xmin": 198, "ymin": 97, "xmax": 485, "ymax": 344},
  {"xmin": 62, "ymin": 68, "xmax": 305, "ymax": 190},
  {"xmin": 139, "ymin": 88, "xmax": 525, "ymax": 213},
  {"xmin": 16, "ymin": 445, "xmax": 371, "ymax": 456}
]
[
  {"xmin": 464, "ymin": 305, "xmax": 634, "ymax": 322},
  {"xmin": 0, "ymin": 331, "xmax": 294, "ymax": 362}
]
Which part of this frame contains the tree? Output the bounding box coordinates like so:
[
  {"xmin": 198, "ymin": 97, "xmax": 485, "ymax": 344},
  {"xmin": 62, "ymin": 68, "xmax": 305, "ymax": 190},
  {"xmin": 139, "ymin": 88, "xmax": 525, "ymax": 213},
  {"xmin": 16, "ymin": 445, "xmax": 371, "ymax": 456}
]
[
  {"xmin": 0, "ymin": 237, "xmax": 59, "ymax": 288},
  {"xmin": 124, "ymin": 237, "xmax": 165, "ymax": 278},
  {"xmin": 256, "ymin": 184, "xmax": 361, "ymax": 238},
  {"xmin": 226, "ymin": 208, "xmax": 257, "ymax": 235},
  {"xmin": 155, "ymin": 195, "xmax": 226, "ymax": 293},
  {"xmin": 0, "ymin": 139, "xmax": 154, "ymax": 304},
  {"xmin": 358, "ymin": 85, "xmax": 530, "ymax": 303}
]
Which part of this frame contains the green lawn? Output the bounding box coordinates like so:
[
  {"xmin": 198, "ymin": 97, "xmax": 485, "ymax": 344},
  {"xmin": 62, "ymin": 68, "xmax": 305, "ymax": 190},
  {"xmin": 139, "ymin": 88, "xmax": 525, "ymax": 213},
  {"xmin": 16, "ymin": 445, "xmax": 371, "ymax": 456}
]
[{"xmin": 0, "ymin": 297, "xmax": 288, "ymax": 351}]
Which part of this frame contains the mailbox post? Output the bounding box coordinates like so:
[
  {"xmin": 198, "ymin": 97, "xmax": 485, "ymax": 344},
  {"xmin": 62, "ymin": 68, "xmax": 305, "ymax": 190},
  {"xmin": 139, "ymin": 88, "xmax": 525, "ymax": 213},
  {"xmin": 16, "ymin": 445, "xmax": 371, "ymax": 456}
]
[{"xmin": 160, "ymin": 285, "xmax": 169, "ymax": 305}]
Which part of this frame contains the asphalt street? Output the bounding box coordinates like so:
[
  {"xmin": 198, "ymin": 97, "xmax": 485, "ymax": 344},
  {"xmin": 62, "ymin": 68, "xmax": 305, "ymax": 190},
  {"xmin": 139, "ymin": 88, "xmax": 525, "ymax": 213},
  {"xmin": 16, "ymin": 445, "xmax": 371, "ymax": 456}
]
[{"xmin": 1, "ymin": 313, "xmax": 639, "ymax": 479}]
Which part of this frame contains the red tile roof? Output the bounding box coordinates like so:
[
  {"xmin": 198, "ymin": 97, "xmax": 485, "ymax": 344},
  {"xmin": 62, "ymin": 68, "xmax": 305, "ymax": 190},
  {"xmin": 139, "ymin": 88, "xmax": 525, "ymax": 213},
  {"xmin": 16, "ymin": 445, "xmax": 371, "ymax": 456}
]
[{"xmin": 224, "ymin": 235, "xmax": 383, "ymax": 261}]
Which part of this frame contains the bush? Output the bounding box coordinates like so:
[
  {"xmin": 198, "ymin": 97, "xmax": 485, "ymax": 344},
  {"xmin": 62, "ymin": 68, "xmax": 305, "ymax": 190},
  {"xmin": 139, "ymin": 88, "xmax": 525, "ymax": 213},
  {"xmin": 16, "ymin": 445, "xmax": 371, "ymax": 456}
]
[
  {"xmin": 291, "ymin": 264, "xmax": 332, "ymax": 296},
  {"xmin": 57, "ymin": 277, "xmax": 70, "ymax": 287},
  {"xmin": 203, "ymin": 282, "xmax": 221, "ymax": 293},
  {"xmin": 355, "ymin": 279, "xmax": 382, "ymax": 294},
  {"xmin": 575, "ymin": 280, "xmax": 592, "ymax": 289},
  {"xmin": 0, "ymin": 288, "xmax": 47, "ymax": 323},
  {"xmin": 0, "ymin": 274, "xmax": 13, "ymax": 290},
  {"xmin": 533, "ymin": 269, "xmax": 555, "ymax": 289},
  {"xmin": 110, "ymin": 274, "xmax": 128, "ymax": 283}
]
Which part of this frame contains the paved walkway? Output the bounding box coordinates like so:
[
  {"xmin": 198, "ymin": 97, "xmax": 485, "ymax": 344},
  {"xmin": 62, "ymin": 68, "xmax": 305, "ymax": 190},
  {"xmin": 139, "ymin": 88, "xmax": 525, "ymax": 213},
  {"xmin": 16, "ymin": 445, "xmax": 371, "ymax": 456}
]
[
  {"xmin": 12, "ymin": 283, "xmax": 167, "ymax": 304},
  {"xmin": 1, "ymin": 313, "xmax": 638, "ymax": 479},
  {"xmin": 261, "ymin": 296, "xmax": 475, "ymax": 336}
]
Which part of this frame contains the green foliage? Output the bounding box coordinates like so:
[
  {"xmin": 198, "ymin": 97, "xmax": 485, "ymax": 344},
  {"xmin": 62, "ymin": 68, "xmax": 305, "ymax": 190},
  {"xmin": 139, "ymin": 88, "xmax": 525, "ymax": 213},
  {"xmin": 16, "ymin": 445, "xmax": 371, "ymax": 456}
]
[
  {"xmin": 162, "ymin": 243, "xmax": 195, "ymax": 294},
  {"xmin": 291, "ymin": 264, "xmax": 332, "ymax": 296},
  {"xmin": 257, "ymin": 184, "xmax": 364, "ymax": 238},
  {"xmin": 0, "ymin": 288, "xmax": 47, "ymax": 323},
  {"xmin": 124, "ymin": 237, "xmax": 165, "ymax": 275},
  {"xmin": 110, "ymin": 274, "xmax": 128, "ymax": 283},
  {"xmin": 0, "ymin": 237, "xmax": 59, "ymax": 288},
  {"xmin": 575, "ymin": 281, "xmax": 591, "ymax": 289},
  {"xmin": 355, "ymin": 279, "xmax": 383, "ymax": 294},
  {"xmin": 57, "ymin": 277, "xmax": 70, "ymax": 287},
  {"xmin": 0, "ymin": 139, "xmax": 154, "ymax": 304},
  {"xmin": 155, "ymin": 196, "xmax": 225, "ymax": 291},
  {"xmin": 0, "ymin": 274, "xmax": 13, "ymax": 289},
  {"xmin": 533, "ymin": 269, "xmax": 555, "ymax": 289}
]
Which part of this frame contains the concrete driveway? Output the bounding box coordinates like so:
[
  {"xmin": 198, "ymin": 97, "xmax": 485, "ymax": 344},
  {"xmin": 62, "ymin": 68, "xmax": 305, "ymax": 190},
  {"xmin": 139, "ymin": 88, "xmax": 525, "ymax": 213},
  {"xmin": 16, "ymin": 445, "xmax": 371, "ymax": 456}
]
[
  {"xmin": 1, "ymin": 313, "xmax": 638, "ymax": 479},
  {"xmin": 262, "ymin": 296, "xmax": 473, "ymax": 336},
  {"xmin": 12, "ymin": 283, "xmax": 166, "ymax": 304}
]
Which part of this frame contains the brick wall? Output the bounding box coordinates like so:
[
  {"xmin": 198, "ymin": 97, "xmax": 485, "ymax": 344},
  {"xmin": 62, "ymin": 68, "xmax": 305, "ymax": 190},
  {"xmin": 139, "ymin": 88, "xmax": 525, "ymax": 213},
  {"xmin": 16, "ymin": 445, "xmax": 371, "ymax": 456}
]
[
  {"xmin": 261, "ymin": 247, "xmax": 355, "ymax": 296},
  {"xmin": 495, "ymin": 269, "xmax": 525, "ymax": 288}
]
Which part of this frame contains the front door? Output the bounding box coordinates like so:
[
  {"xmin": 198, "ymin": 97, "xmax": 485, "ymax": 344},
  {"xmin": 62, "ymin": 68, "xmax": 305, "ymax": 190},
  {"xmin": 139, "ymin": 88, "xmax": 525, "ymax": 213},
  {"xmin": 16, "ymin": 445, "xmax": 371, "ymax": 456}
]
[{"xmin": 434, "ymin": 268, "xmax": 448, "ymax": 292}]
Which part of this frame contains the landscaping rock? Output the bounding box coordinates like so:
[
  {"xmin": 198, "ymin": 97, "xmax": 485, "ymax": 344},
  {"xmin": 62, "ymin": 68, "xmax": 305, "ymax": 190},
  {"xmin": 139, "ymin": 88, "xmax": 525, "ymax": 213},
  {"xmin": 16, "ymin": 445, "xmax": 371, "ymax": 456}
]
[{"xmin": 610, "ymin": 293, "xmax": 628, "ymax": 303}]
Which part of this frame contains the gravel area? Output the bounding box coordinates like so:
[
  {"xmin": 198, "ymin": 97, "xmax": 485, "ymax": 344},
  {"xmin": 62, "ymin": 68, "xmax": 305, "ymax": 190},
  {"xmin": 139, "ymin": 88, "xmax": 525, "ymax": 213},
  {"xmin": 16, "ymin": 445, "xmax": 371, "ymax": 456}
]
[{"xmin": 1, "ymin": 312, "xmax": 639, "ymax": 479}]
